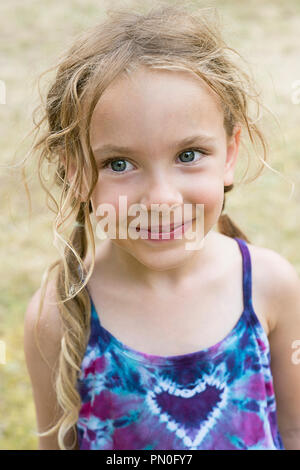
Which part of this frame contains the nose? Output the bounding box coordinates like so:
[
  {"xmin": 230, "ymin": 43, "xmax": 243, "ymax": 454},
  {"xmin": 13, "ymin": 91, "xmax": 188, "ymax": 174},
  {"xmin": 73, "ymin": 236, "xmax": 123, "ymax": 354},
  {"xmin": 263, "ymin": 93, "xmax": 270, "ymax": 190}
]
[{"xmin": 139, "ymin": 172, "xmax": 183, "ymax": 214}]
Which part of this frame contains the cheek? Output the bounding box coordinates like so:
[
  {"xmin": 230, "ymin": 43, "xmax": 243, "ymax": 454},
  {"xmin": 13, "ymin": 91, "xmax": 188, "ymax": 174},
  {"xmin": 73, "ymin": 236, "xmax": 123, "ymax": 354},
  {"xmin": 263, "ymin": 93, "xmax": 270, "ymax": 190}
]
[
  {"xmin": 92, "ymin": 178, "xmax": 137, "ymax": 206},
  {"xmin": 91, "ymin": 181, "xmax": 121, "ymax": 211},
  {"xmin": 190, "ymin": 179, "xmax": 224, "ymax": 211},
  {"xmin": 91, "ymin": 186, "xmax": 118, "ymax": 225},
  {"xmin": 91, "ymin": 185, "xmax": 137, "ymax": 227}
]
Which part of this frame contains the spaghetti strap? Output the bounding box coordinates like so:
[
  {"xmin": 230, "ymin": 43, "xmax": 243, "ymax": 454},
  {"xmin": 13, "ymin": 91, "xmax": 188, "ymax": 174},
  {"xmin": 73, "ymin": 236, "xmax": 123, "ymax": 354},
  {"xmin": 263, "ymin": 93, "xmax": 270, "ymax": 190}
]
[{"xmin": 233, "ymin": 237, "xmax": 252, "ymax": 311}]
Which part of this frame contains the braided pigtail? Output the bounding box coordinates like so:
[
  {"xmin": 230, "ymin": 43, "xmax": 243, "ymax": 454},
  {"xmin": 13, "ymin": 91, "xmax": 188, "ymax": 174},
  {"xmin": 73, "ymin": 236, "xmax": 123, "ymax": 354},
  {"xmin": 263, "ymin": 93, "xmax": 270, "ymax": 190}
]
[
  {"xmin": 51, "ymin": 201, "xmax": 94, "ymax": 449},
  {"xmin": 218, "ymin": 184, "xmax": 250, "ymax": 243}
]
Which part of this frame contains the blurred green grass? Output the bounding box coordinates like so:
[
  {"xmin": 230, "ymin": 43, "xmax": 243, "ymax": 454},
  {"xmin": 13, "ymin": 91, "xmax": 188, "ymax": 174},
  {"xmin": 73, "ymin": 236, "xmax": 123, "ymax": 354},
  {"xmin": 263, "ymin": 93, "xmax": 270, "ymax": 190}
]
[{"xmin": 0, "ymin": 0, "xmax": 300, "ymax": 450}]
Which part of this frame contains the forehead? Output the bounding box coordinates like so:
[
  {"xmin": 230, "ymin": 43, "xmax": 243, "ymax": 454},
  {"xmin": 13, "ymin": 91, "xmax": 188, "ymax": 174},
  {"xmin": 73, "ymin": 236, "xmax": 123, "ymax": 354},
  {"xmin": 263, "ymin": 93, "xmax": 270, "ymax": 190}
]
[{"xmin": 89, "ymin": 67, "xmax": 225, "ymax": 148}]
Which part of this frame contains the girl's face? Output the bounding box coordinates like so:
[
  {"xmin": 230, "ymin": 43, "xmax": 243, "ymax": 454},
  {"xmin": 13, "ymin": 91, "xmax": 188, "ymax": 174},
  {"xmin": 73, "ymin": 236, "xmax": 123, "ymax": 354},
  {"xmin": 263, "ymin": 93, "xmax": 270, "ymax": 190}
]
[{"xmin": 88, "ymin": 66, "xmax": 240, "ymax": 271}]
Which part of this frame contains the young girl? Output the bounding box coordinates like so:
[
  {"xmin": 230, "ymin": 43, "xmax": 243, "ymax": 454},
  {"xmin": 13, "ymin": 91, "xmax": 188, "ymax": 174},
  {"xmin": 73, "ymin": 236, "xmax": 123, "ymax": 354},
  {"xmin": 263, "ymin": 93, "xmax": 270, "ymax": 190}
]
[{"xmin": 23, "ymin": 3, "xmax": 300, "ymax": 450}]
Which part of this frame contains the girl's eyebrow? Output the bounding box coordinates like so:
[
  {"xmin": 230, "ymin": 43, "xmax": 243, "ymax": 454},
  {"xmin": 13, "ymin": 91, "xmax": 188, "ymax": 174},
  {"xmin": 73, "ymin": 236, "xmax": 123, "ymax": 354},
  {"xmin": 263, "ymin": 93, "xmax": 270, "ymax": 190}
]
[{"xmin": 92, "ymin": 133, "xmax": 216, "ymax": 157}]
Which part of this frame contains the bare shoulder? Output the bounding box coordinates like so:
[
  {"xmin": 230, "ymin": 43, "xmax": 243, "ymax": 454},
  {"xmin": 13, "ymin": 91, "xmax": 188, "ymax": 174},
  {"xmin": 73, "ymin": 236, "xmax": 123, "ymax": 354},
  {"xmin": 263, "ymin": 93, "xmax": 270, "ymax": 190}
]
[
  {"xmin": 24, "ymin": 279, "xmax": 63, "ymax": 364},
  {"xmin": 246, "ymin": 241, "xmax": 300, "ymax": 334},
  {"xmin": 24, "ymin": 279, "xmax": 78, "ymax": 449}
]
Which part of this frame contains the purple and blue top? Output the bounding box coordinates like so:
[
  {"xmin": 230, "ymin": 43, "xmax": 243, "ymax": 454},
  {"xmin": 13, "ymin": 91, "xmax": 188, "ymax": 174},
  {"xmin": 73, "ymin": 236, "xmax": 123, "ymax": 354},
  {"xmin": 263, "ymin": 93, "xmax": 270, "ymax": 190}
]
[{"xmin": 76, "ymin": 236, "xmax": 285, "ymax": 450}]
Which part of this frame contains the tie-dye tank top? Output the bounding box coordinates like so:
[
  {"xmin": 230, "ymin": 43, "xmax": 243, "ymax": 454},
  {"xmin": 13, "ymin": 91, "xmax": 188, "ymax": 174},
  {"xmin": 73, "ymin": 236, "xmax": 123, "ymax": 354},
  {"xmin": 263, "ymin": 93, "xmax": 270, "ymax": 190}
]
[{"xmin": 76, "ymin": 236, "xmax": 285, "ymax": 450}]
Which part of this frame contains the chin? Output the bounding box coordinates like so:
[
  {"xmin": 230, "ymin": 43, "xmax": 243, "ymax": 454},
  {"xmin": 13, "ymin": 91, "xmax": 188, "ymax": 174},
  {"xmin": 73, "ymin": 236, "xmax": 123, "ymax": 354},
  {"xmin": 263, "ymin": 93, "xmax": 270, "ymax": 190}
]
[{"xmin": 126, "ymin": 242, "xmax": 198, "ymax": 271}]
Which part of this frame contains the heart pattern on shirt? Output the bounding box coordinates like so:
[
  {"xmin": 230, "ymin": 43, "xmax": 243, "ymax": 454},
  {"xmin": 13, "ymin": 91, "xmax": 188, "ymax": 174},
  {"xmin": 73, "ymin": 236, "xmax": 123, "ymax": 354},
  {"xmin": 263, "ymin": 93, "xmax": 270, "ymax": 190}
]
[{"xmin": 146, "ymin": 373, "xmax": 228, "ymax": 449}]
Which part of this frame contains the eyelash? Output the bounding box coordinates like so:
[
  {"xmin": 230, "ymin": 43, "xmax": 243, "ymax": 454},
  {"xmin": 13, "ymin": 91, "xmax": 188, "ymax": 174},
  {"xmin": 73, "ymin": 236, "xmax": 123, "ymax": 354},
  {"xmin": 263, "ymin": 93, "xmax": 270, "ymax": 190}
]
[{"xmin": 99, "ymin": 148, "xmax": 208, "ymax": 173}]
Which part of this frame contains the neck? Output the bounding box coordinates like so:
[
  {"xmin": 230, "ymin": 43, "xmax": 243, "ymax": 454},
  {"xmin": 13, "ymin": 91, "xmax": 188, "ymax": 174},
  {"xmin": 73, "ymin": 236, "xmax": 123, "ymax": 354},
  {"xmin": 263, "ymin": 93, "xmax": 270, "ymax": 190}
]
[{"xmin": 105, "ymin": 228, "xmax": 222, "ymax": 293}]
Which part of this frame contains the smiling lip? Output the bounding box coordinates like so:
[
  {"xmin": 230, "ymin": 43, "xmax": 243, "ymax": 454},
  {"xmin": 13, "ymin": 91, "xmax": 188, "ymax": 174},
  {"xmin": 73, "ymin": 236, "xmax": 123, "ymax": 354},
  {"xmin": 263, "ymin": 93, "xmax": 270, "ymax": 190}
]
[
  {"xmin": 136, "ymin": 219, "xmax": 195, "ymax": 240},
  {"xmin": 137, "ymin": 221, "xmax": 192, "ymax": 233}
]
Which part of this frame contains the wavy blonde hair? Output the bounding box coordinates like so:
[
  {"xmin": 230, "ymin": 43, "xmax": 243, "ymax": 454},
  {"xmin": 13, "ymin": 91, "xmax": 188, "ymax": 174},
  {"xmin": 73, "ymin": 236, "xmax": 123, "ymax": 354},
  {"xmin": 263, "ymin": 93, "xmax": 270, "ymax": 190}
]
[{"xmin": 23, "ymin": 1, "xmax": 276, "ymax": 449}]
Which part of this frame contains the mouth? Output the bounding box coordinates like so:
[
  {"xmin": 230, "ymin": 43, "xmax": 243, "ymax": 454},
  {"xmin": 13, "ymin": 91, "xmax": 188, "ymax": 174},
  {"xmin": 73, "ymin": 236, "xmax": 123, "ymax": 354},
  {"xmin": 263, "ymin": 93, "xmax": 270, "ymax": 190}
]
[
  {"xmin": 136, "ymin": 222, "xmax": 188, "ymax": 234},
  {"xmin": 135, "ymin": 219, "xmax": 195, "ymax": 239}
]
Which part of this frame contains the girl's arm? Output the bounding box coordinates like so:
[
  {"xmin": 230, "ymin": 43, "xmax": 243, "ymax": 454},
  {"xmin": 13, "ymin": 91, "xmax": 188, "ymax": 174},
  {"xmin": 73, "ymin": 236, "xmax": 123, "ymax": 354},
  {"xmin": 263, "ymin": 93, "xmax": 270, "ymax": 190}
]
[
  {"xmin": 24, "ymin": 283, "xmax": 79, "ymax": 450},
  {"xmin": 266, "ymin": 252, "xmax": 300, "ymax": 450}
]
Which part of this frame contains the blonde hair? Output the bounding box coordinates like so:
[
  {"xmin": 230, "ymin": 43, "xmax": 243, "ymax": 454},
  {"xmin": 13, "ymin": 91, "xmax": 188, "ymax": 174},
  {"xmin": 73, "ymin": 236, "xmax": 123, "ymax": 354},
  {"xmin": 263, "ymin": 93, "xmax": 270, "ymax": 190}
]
[{"xmin": 25, "ymin": 1, "xmax": 272, "ymax": 449}]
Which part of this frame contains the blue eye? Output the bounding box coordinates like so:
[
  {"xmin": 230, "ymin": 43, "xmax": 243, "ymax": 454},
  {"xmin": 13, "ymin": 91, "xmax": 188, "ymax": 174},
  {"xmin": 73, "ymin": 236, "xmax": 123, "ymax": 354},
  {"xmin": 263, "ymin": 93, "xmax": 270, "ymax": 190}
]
[
  {"xmin": 178, "ymin": 149, "xmax": 205, "ymax": 164},
  {"xmin": 100, "ymin": 148, "xmax": 207, "ymax": 174},
  {"xmin": 99, "ymin": 158, "xmax": 134, "ymax": 173},
  {"xmin": 107, "ymin": 159, "xmax": 133, "ymax": 172}
]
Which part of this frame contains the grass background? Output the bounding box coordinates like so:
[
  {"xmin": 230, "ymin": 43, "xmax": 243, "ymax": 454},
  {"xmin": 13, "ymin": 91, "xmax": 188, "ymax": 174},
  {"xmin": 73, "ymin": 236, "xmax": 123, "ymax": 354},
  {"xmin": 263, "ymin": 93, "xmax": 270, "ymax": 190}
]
[{"xmin": 0, "ymin": 0, "xmax": 300, "ymax": 449}]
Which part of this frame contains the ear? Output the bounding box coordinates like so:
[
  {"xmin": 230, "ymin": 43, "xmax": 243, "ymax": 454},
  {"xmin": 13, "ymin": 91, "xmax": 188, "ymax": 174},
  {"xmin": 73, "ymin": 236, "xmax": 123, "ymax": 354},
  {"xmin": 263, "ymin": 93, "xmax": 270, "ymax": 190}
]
[{"xmin": 224, "ymin": 125, "xmax": 241, "ymax": 186}]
